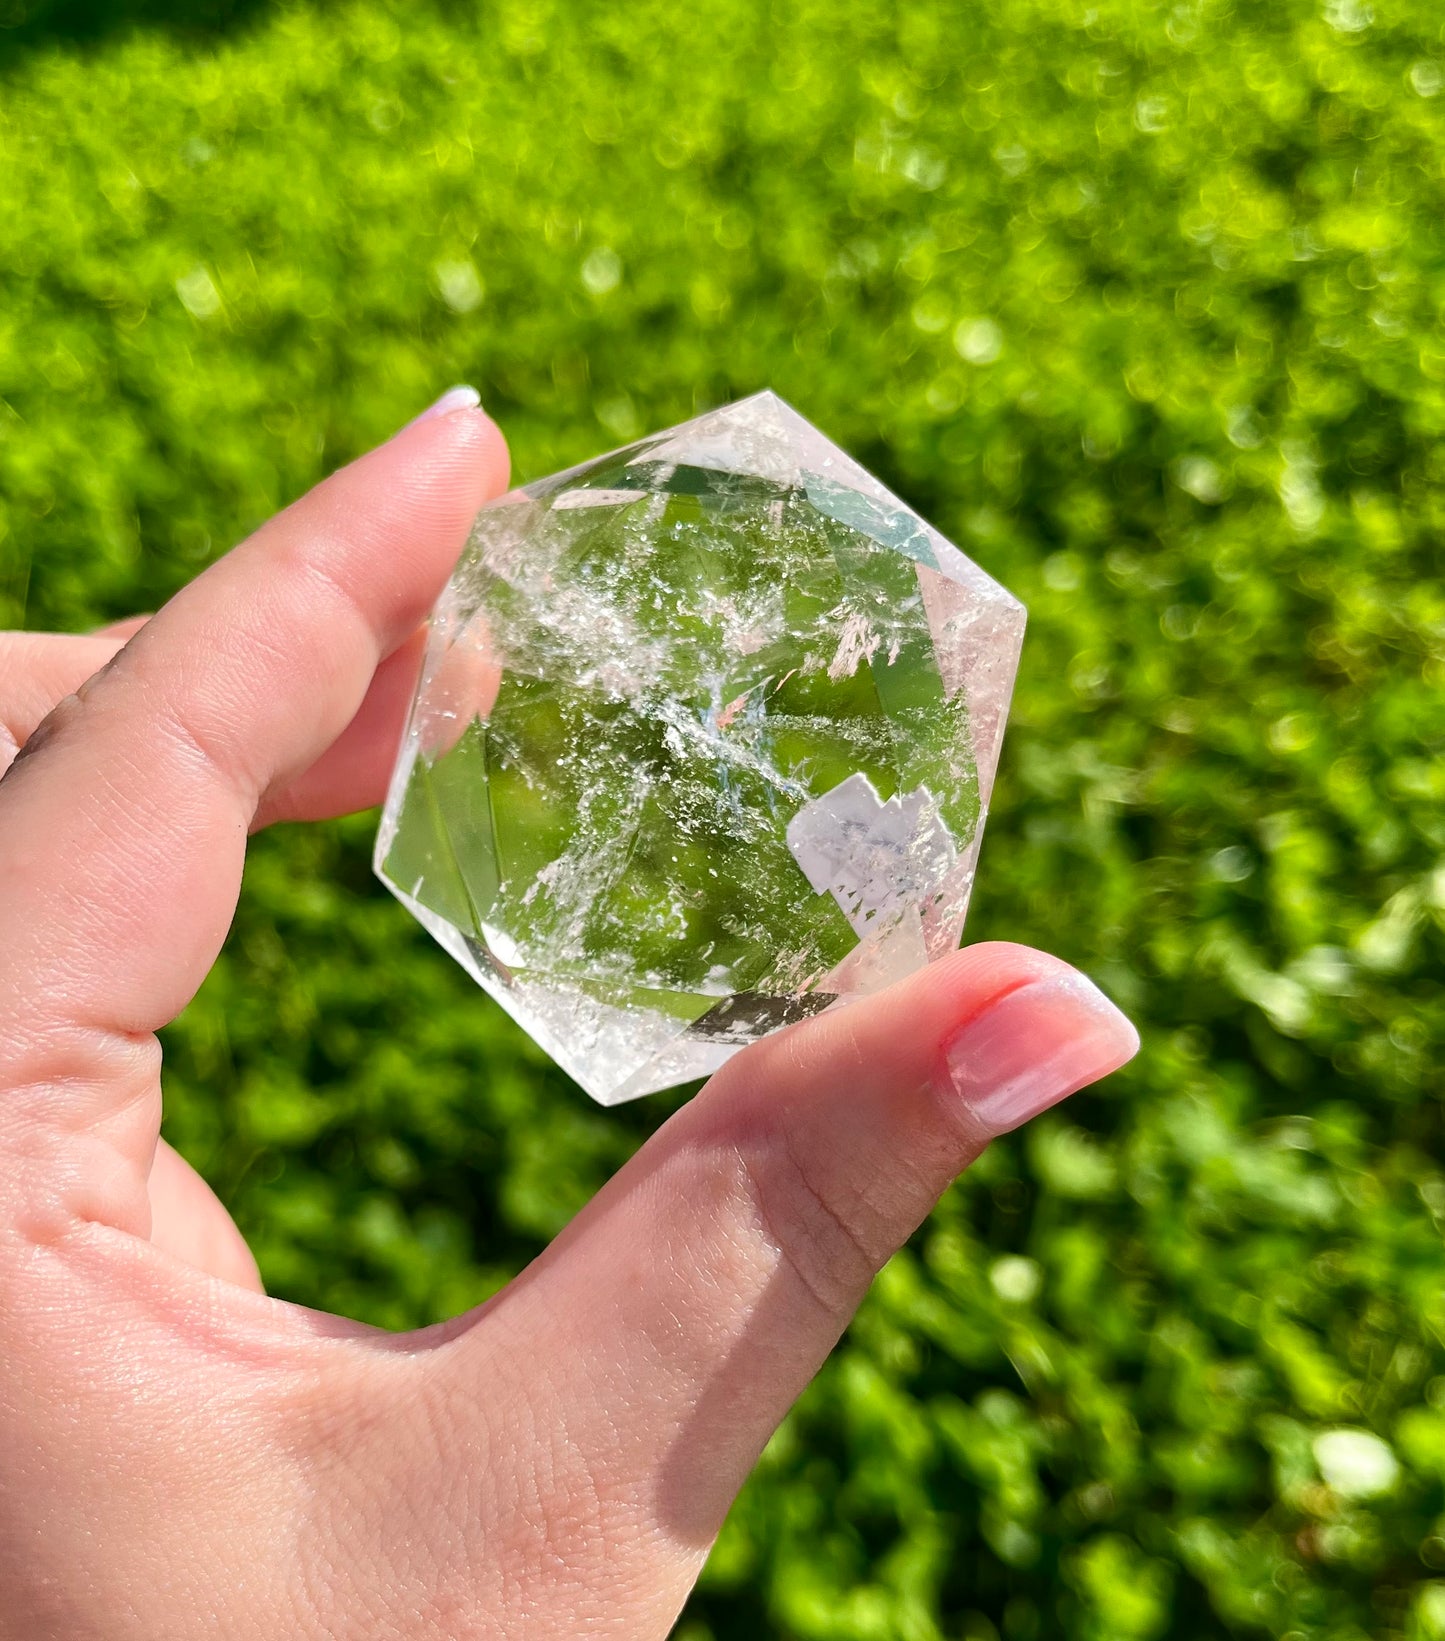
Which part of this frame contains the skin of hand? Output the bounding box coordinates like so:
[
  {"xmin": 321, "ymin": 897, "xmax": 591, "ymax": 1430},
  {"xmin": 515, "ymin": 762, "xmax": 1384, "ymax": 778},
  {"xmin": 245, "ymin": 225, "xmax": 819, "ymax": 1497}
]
[{"xmin": 0, "ymin": 397, "xmax": 1138, "ymax": 1640}]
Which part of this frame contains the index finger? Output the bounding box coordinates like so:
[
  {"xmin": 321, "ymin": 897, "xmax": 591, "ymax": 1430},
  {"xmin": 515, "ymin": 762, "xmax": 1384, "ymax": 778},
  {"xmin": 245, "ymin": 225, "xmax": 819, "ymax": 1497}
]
[{"xmin": 0, "ymin": 404, "xmax": 507, "ymax": 1226}]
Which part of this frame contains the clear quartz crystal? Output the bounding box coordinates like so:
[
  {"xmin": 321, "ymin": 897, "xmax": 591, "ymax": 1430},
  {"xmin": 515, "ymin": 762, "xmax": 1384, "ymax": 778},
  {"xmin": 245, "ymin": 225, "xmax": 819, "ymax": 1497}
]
[{"xmin": 375, "ymin": 393, "xmax": 1026, "ymax": 1104}]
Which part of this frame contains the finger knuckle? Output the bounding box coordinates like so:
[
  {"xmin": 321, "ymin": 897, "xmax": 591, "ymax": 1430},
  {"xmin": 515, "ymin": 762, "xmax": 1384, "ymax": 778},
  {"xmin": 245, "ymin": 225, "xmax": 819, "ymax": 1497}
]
[
  {"xmin": 730, "ymin": 1117, "xmax": 882, "ymax": 1324},
  {"xmin": 0, "ymin": 686, "xmax": 87, "ymax": 782}
]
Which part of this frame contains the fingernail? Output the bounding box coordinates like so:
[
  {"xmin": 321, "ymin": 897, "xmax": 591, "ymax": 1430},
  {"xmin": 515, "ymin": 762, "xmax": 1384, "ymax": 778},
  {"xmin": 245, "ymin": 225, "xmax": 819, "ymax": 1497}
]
[
  {"xmin": 403, "ymin": 385, "xmax": 482, "ymax": 431},
  {"xmin": 945, "ymin": 972, "xmax": 1139, "ymax": 1135}
]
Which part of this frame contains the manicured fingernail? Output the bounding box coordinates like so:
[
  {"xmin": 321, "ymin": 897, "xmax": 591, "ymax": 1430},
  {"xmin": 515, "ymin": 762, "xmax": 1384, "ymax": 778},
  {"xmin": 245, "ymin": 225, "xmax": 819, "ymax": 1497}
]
[
  {"xmin": 945, "ymin": 972, "xmax": 1139, "ymax": 1135},
  {"xmin": 403, "ymin": 385, "xmax": 482, "ymax": 431}
]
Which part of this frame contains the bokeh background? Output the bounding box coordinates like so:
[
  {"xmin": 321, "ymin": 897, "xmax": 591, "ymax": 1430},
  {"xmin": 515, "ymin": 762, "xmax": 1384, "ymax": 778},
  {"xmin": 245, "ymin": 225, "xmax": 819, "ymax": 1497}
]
[{"xmin": 2, "ymin": 0, "xmax": 1443, "ymax": 1634}]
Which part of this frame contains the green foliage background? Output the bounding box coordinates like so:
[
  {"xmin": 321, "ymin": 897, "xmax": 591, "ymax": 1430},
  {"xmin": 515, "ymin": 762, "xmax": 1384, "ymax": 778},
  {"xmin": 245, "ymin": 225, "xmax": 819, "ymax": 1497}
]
[{"xmin": 2, "ymin": 0, "xmax": 1443, "ymax": 1633}]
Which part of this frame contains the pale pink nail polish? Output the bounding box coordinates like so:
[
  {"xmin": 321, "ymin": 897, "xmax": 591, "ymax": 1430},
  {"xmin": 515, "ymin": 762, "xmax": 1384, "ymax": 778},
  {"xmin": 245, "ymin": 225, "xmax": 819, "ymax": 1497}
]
[
  {"xmin": 944, "ymin": 972, "xmax": 1140, "ymax": 1135},
  {"xmin": 402, "ymin": 385, "xmax": 482, "ymax": 432}
]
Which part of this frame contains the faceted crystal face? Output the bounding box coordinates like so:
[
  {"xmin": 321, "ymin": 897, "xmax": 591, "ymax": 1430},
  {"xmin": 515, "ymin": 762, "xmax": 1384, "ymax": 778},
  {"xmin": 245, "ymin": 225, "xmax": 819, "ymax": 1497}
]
[{"xmin": 375, "ymin": 393, "xmax": 1025, "ymax": 1104}]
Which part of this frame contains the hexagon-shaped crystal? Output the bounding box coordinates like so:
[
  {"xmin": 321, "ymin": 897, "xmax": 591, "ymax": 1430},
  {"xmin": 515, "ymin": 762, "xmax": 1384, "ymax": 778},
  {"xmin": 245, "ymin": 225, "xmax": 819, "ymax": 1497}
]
[{"xmin": 375, "ymin": 393, "xmax": 1025, "ymax": 1104}]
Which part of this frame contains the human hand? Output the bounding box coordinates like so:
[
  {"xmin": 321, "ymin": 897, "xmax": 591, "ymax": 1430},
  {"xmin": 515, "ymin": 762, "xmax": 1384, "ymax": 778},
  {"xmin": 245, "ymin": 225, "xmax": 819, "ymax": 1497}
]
[{"xmin": 0, "ymin": 397, "xmax": 1138, "ymax": 1638}]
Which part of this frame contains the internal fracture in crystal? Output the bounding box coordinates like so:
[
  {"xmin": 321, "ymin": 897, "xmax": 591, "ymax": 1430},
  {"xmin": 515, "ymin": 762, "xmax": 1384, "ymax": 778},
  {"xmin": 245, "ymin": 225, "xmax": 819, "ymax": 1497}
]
[{"xmin": 375, "ymin": 392, "xmax": 1025, "ymax": 1104}]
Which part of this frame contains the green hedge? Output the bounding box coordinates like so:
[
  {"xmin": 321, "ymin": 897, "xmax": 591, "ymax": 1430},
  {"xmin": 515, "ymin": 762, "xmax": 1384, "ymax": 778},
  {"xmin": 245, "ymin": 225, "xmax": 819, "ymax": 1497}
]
[{"xmin": 2, "ymin": 0, "xmax": 1443, "ymax": 1634}]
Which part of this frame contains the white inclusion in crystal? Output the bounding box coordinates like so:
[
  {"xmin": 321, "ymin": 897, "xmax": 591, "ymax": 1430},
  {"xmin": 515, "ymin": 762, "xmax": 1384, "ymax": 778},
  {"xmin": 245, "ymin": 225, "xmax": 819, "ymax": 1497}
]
[
  {"xmin": 827, "ymin": 609, "xmax": 882, "ymax": 680},
  {"xmin": 550, "ymin": 488, "xmax": 651, "ymax": 510},
  {"xmin": 786, "ymin": 773, "xmax": 958, "ymax": 939}
]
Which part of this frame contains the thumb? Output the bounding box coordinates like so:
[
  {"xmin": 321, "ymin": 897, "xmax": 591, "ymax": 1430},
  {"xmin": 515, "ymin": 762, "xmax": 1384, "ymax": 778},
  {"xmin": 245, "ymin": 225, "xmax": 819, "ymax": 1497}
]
[{"xmin": 417, "ymin": 941, "xmax": 1137, "ymax": 1633}]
